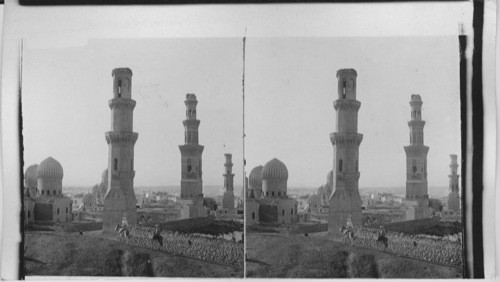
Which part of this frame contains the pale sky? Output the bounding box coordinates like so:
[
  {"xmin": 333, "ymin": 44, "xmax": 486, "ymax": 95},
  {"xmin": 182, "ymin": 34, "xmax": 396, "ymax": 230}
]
[
  {"xmin": 245, "ymin": 36, "xmax": 461, "ymax": 189},
  {"xmin": 22, "ymin": 36, "xmax": 462, "ymax": 189},
  {"xmin": 22, "ymin": 38, "xmax": 244, "ymax": 187}
]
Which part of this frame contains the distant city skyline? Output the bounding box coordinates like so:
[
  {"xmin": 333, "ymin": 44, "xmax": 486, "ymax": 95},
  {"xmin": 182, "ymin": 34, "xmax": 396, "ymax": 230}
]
[{"xmin": 22, "ymin": 38, "xmax": 244, "ymax": 187}]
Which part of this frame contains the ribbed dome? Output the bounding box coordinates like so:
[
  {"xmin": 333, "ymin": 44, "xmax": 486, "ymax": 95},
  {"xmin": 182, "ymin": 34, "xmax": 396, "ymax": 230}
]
[
  {"xmin": 37, "ymin": 157, "xmax": 63, "ymax": 179},
  {"xmin": 249, "ymin": 165, "xmax": 263, "ymax": 188},
  {"xmin": 24, "ymin": 164, "xmax": 38, "ymax": 188},
  {"xmin": 262, "ymin": 158, "xmax": 288, "ymax": 180}
]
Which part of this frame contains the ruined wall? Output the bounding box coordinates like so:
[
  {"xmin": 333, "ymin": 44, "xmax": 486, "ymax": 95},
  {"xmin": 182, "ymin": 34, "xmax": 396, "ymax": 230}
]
[
  {"xmin": 141, "ymin": 216, "xmax": 215, "ymax": 233},
  {"xmin": 383, "ymin": 217, "xmax": 440, "ymax": 234},
  {"xmin": 354, "ymin": 227, "xmax": 462, "ymax": 268},
  {"xmin": 119, "ymin": 226, "xmax": 243, "ymax": 267},
  {"xmin": 58, "ymin": 221, "xmax": 103, "ymax": 233}
]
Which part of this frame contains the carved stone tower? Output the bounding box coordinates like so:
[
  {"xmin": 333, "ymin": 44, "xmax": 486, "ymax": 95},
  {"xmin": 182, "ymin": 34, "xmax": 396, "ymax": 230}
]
[
  {"xmin": 329, "ymin": 69, "xmax": 363, "ymax": 234},
  {"xmin": 222, "ymin": 153, "xmax": 235, "ymax": 210},
  {"xmin": 179, "ymin": 94, "xmax": 204, "ymax": 217},
  {"xmin": 103, "ymin": 68, "xmax": 138, "ymax": 233},
  {"xmin": 404, "ymin": 94, "xmax": 430, "ymax": 219},
  {"xmin": 447, "ymin": 154, "xmax": 460, "ymax": 211}
]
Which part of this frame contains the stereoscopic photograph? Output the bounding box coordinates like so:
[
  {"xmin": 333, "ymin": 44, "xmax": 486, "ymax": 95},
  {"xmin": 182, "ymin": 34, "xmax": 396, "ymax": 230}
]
[
  {"xmin": 2, "ymin": 1, "xmax": 495, "ymax": 280},
  {"xmin": 20, "ymin": 38, "xmax": 244, "ymax": 277},
  {"xmin": 244, "ymin": 36, "xmax": 464, "ymax": 278}
]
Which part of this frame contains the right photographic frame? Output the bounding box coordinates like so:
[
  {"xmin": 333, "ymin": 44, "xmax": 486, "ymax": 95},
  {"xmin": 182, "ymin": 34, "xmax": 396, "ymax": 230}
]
[{"xmin": 243, "ymin": 35, "xmax": 465, "ymax": 278}]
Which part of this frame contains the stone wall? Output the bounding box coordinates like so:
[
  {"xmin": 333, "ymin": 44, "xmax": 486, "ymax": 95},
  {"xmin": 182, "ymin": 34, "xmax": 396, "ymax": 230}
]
[
  {"xmin": 141, "ymin": 216, "xmax": 215, "ymax": 233},
  {"xmin": 137, "ymin": 210, "xmax": 180, "ymax": 224},
  {"xmin": 119, "ymin": 226, "xmax": 243, "ymax": 267},
  {"xmin": 59, "ymin": 221, "xmax": 103, "ymax": 233},
  {"xmin": 353, "ymin": 227, "xmax": 463, "ymax": 268}
]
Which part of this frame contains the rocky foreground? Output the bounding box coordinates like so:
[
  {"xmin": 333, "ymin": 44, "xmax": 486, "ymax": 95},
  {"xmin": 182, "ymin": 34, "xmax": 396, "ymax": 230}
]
[{"xmin": 24, "ymin": 232, "xmax": 243, "ymax": 277}]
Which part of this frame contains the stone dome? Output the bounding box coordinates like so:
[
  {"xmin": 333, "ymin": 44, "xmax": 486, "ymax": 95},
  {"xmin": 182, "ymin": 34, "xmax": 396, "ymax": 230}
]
[
  {"xmin": 37, "ymin": 157, "xmax": 63, "ymax": 179},
  {"xmin": 24, "ymin": 164, "xmax": 38, "ymax": 188},
  {"xmin": 249, "ymin": 165, "xmax": 263, "ymax": 188},
  {"xmin": 262, "ymin": 158, "xmax": 288, "ymax": 180}
]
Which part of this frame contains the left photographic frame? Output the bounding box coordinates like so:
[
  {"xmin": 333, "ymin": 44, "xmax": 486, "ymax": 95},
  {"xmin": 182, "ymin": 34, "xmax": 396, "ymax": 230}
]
[{"xmin": 18, "ymin": 37, "xmax": 245, "ymax": 278}]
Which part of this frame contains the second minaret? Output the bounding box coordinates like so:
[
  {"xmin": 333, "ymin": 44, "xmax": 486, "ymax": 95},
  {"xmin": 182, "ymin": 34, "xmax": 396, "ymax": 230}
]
[
  {"xmin": 222, "ymin": 153, "xmax": 235, "ymax": 210},
  {"xmin": 179, "ymin": 94, "xmax": 205, "ymax": 218}
]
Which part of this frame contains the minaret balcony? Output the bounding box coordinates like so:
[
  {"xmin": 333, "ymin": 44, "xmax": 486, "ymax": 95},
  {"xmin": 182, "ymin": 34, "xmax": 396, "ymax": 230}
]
[
  {"xmin": 330, "ymin": 133, "xmax": 363, "ymax": 145},
  {"xmin": 183, "ymin": 119, "xmax": 200, "ymax": 128},
  {"xmin": 333, "ymin": 99, "xmax": 361, "ymax": 111},
  {"xmin": 109, "ymin": 98, "xmax": 136, "ymax": 110},
  {"xmin": 408, "ymin": 120, "xmax": 425, "ymax": 128},
  {"xmin": 105, "ymin": 132, "xmax": 139, "ymax": 144}
]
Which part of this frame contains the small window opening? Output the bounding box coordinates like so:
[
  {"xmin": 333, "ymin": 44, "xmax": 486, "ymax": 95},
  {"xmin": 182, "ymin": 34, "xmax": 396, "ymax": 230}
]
[
  {"xmin": 282, "ymin": 209, "xmax": 285, "ymax": 216},
  {"xmin": 47, "ymin": 190, "xmax": 50, "ymax": 196},
  {"xmin": 118, "ymin": 80, "xmax": 122, "ymax": 98},
  {"xmin": 57, "ymin": 208, "xmax": 60, "ymax": 215},
  {"xmin": 291, "ymin": 209, "xmax": 293, "ymax": 215},
  {"xmin": 278, "ymin": 191, "xmax": 281, "ymax": 196},
  {"xmin": 66, "ymin": 207, "xmax": 68, "ymax": 214},
  {"xmin": 114, "ymin": 158, "xmax": 118, "ymax": 171},
  {"xmin": 272, "ymin": 191, "xmax": 275, "ymax": 197},
  {"xmin": 252, "ymin": 212, "xmax": 255, "ymax": 219},
  {"xmin": 187, "ymin": 159, "xmax": 192, "ymax": 173},
  {"xmin": 28, "ymin": 211, "xmax": 30, "ymax": 218},
  {"xmin": 342, "ymin": 80, "xmax": 347, "ymax": 99},
  {"xmin": 338, "ymin": 159, "xmax": 343, "ymax": 172}
]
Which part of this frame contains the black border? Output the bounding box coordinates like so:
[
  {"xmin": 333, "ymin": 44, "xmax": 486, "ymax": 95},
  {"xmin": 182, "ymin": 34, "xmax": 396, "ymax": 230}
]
[{"xmin": 470, "ymin": 0, "xmax": 485, "ymax": 278}]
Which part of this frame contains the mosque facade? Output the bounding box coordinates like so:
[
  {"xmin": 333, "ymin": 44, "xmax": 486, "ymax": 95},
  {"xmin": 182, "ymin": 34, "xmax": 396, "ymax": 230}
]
[
  {"xmin": 404, "ymin": 94, "xmax": 430, "ymax": 220},
  {"xmin": 103, "ymin": 68, "xmax": 139, "ymax": 233},
  {"xmin": 179, "ymin": 93, "xmax": 205, "ymax": 218},
  {"xmin": 246, "ymin": 158, "xmax": 298, "ymax": 225},
  {"xmin": 329, "ymin": 69, "xmax": 363, "ymax": 234},
  {"xmin": 23, "ymin": 157, "xmax": 73, "ymax": 224}
]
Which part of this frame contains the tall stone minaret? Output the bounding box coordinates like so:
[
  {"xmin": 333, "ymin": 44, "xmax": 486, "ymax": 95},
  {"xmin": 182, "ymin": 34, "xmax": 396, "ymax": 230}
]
[
  {"xmin": 222, "ymin": 153, "xmax": 235, "ymax": 210},
  {"xmin": 179, "ymin": 94, "xmax": 204, "ymax": 214},
  {"xmin": 447, "ymin": 154, "xmax": 460, "ymax": 211},
  {"xmin": 404, "ymin": 95, "xmax": 430, "ymax": 205},
  {"xmin": 329, "ymin": 69, "xmax": 363, "ymax": 234},
  {"xmin": 103, "ymin": 68, "xmax": 138, "ymax": 233}
]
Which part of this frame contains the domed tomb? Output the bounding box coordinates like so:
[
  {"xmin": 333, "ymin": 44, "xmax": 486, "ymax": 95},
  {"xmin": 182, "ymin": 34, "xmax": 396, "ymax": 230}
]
[
  {"xmin": 24, "ymin": 164, "xmax": 39, "ymax": 197},
  {"xmin": 262, "ymin": 158, "xmax": 288, "ymax": 198},
  {"xmin": 37, "ymin": 157, "xmax": 64, "ymax": 196},
  {"xmin": 249, "ymin": 165, "xmax": 263, "ymax": 198}
]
